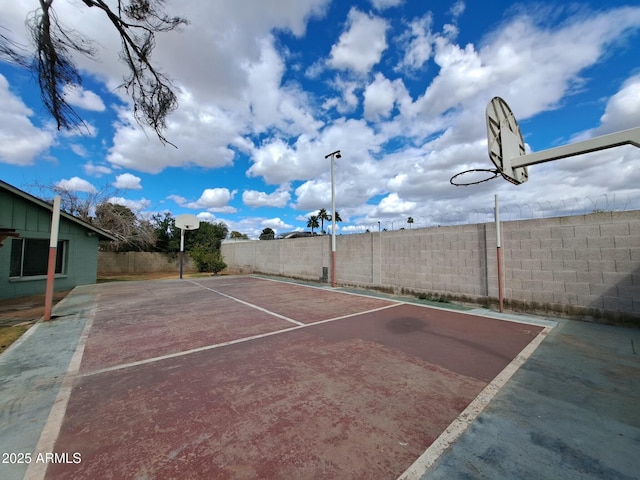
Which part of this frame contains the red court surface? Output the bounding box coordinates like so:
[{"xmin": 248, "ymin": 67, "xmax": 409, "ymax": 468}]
[{"xmin": 43, "ymin": 276, "xmax": 545, "ymax": 479}]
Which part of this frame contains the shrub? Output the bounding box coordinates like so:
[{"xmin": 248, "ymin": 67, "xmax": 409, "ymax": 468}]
[{"xmin": 190, "ymin": 246, "xmax": 227, "ymax": 274}]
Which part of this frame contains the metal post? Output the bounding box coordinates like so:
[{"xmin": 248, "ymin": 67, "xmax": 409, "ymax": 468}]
[
  {"xmin": 495, "ymin": 194, "xmax": 504, "ymax": 313},
  {"xmin": 325, "ymin": 149, "xmax": 341, "ymax": 288},
  {"xmin": 331, "ymin": 154, "xmax": 336, "ymax": 288},
  {"xmin": 179, "ymin": 228, "xmax": 185, "ymax": 279},
  {"xmin": 44, "ymin": 196, "xmax": 61, "ymax": 321}
]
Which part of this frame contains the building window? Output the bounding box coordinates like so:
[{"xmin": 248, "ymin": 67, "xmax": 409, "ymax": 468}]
[{"xmin": 9, "ymin": 239, "xmax": 67, "ymax": 277}]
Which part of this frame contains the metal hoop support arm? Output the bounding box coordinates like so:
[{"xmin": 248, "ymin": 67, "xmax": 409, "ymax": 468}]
[{"xmin": 511, "ymin": 126, "xmax": 640, "ymax": 169}]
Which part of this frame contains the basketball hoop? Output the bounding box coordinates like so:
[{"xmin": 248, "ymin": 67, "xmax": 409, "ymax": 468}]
[{"xmin": 450, "ymin": 168, "xmax": 501, "ymax": 186}]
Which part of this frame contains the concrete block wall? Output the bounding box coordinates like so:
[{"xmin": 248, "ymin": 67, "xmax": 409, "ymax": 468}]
[
  {"xmin": 97, "ymin": 252, "xmax": 195, "ymax": 274},
  {"xmin": 500, "ymin": 211, "xmax": 640, "ymax": 319},
  {"xmin": 223, "ymin": 237, "xmax": 330, "ymax": 281},
  {"xmin": 334, "ymin": 226, "xmax": 490, "ymax": 298},
  {"xmin": 220, "ymin": 210, "xmax": 640, "ymax": 322}
]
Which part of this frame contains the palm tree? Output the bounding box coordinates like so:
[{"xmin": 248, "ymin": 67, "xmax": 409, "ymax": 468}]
[
  {"xmin": 327, "ymin": 211, "xmax": 342, "ymax": 234},
  {"xmin": 407, "ymin": 216, "xmax": 414, "ymax": 229},
  {"xmin": 307, "ymin": 215, "xmax": 319, "ymax": 234},
  {"xmin": 318, "ymin": 208, "xmax": 330, "ymax": 234}
]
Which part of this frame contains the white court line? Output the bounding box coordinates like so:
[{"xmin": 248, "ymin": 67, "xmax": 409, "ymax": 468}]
[
  {"xmin": 250, "ymin": 274, "xmax": 405, "ymax": 304},
  {"xmin": 80, "ymin": 325, "xmax": 302, "ymax": 378},
  {"xmin": 307, "ymin": 302, "xmax": 402, "ymax": 326},
  {"xmin": 397, "ymin": 325, "xmax": 553, "ymax": 480},
  {"xmin": 24, "ymin": 298, "xmax": 98, "ymax": 480},
  {"xmin": 80, "ymin": 302, "xmax": 404, "ymax": 378},
  {"xmin": 187, "ymin": 279, "xmax": 305, "ymax": 326},
  {"xmin": 252, "ymin": 275, "xmax": 555, "ymax": 329}
]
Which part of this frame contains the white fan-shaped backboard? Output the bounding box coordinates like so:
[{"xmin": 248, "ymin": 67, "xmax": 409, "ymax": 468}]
[
  {"xmin": 175, "ymin": 213, "xmax": 200, "ymax": 230},
  {"xmin": 486, "ymin": 97, "xmax": 528, "ymax": 185}
]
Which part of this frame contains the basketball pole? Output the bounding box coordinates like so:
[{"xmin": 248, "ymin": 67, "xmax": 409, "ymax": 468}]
[
  {"xmin": 179, "ymin": 228, "xmax": 185, "ymax": 279},
  {"xmin": 495, "ymin": 194, "xmax": 504, "ymax": 313},
  {"xmin": 44, "ymin": 195, "xmax": 61, "ymax": 321}
]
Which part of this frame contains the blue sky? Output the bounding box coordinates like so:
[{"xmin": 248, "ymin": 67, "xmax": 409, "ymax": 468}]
[{"xmin": 1, "ymin": 0, "xmax": 640, "ymax": 237}]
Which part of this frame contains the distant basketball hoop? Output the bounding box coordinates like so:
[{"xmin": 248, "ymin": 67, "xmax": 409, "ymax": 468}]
[{"xmin": 175, "ymin": 214, "xmax": 200, "ymax": 279}]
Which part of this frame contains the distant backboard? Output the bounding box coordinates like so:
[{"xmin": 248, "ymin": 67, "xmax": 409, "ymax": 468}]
[
  {"xmin": 486, "ymin": 97, "xmax": 529, "ymax": 185},
  {"xmin": 175, "ymin": 214, "xmax": 200, "ymax": 231}
]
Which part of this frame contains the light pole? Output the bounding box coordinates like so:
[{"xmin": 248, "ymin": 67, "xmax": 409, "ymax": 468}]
[{"xmin": 325, "ymin": 149, "xmax": 341, "ymax": 287}]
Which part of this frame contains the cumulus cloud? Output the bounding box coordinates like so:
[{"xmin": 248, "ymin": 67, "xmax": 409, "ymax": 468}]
[
  {"xmin": 196, "ymin": 212, "xmax": 218, "ymax": 223},
  {"xmin": 108, "ymin": 196, "xmax": 151, "ymax": 212},
  {"xmin": 592, "ymin": 75, "xmax": 640, "ymax": 135},
  {"xmin": 2, "ymin": 2, "xmax": 640, "ymax": 236},
  {"xmin": 186, "ymin": 188, "xmax": 237, "ymax": 213},
  {"xmin": 376, "ymin": 193, "xmax": 417, "ymax": 215},
  {"xmin": 0, "ymin": 74, "xmax": 54, "ymax": 166},
  {"xmin": 261, "ymin": 217, "xmax": 292, "ymax": 231},
  {"xmin": 323, "ymin": 77, "xmax": 361, "ymax": 114},
  {"xmin": 106, "ymin": 100, "xmax": 241, "ymax": 174},
  {"xmin": 83, "ymin": 162, "xmax": 112, "ymax": 177},
  {"xmin": 56, "ymin": 177, "xmax": 97, "ymax": 193},
  {"xmin": 328, "ymin": 8, "xmax": 389, "ymax": 74},
  {"xmin": 62, "ymin": 84, "xmax": 106, "ymax": 111},
  {"xmin": 363, "ymin": 73, "xmax": 410, "ymax": 121},
  {"xmin": 397, "ymin": 14, "xmax": 436, "ymax": 71},
  {"xmin": 243, "ymin": 184, "xmax": 291, "ymax": 208},
  {"xmin": 113, "ymin": 173, "xmax": 142, "ymax": 190}
]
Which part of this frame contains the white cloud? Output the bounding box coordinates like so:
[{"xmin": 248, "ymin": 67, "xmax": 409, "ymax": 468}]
[
  {"xmin": 243, "ymin": 185, "xmax": 291, "ymax": 208},
  {"xmin": 108, "ymin": 196, "xmax": 152, "ymax": 212},
  {"xmin": 186, "ymin": 188, "xmax": 237, "ymax": 213},
  {"xmin": 397, "ymin": 14, "xmax": 435, "ymax": 71},
  {"xmin": 70, "ymin": 144, "xmax": 88, "ymax": 157},
  {"xmin": 168, "ymin": 194, "xmax": 187, "ymax": 205},
  {"xmin": 450, "ymin": 1, "xmax": 465, "ymax": 19},
  {"xmin": 56, "ymin": 177, "xmax": 97, "ymax": 193},
  {"xmin": 0, "ymin": 74, "xmax": 54, "ymax": 166},
  {"xmin": 370, "ymin": 0, "xmax": 403, "ymax": 11},
  {"xmin": 113, "ymin": 173, "xmax": 142, "ymax": 190},
  {"xmin": 323, "ymin": 77, "xmax": 360, "ymax": 114},
  {"xmin": 242, "ymin": 36, "xmax": 323, "ymax": 137},
  {"xmin": 196, "ymin": 212, "xmax": 218, "ymax": 223},
  {"xmin": 106, "ymin": 99, "xmax": 241, "ymax": 174},
  {"xmin": 376, "ymin": 193, "xmax": 418, "ymax": 215},
  {"xmin": 363, "ymin": 73, "xmax": 410, "ymax": 121},
  {"xmin": 592, "ymin": 75, "xmax": 640, "ymax": 135},
  {"xmin": 83, "ymin": 162, "xmax": 112, "ymax": 177},
  {"xmin": 2, "ymin": 2, "xmax": 640, "ymax": 237},
  {"xmin": 62, "ymin": 84, "xmax": 106, "ymax": 111},
  {"xmin": 328, "ymin": 8, "xmax": 389, "ymax": 74},
  {"xmin": 261, "ymin": 217, "xmax": 292, "ymax": 231}
]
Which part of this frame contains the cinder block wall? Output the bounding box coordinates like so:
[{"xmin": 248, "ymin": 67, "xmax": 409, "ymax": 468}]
[
  {"xmin": 97, "ymin": 252, "xmax": 195, "ymax": 274},
  {"xmin": 499, "ymin": 211, "xmax": 639, "ymax": 320},
  {"xmin": 221, "ymin": 210, "xmax": 640, "ymax": 322}
]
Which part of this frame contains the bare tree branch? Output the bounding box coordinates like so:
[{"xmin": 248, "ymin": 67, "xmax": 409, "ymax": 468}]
[
  {"xmin": 27, "ymin": 0, "xmax": 96, "ymax": 133},
  {"xmin": 29, "ymin": 181, "xmax": 157, "ymax": 251},
  {"xmin": 80, "ymin": 0, "xmax": 187, "ymax": 146},
  {"xmin": 1, "ymin": 0, "xmax": 187, "ymax": 145}
]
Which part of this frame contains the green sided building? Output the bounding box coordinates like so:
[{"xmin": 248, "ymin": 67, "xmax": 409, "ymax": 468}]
[{"xmin": 0, "ymin": 180, "xmax": 116, "ymax": 300}]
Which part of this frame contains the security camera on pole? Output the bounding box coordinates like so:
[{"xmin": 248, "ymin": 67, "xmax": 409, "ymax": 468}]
[{"xmin": 324, "ymin": 150, "xmax": 341, "ymax": 288}]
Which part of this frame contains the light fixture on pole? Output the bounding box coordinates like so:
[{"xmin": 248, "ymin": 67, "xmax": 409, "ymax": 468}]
[{"xmin": 325, "ymin": 149, "xmax": 341, "ymax": 287}]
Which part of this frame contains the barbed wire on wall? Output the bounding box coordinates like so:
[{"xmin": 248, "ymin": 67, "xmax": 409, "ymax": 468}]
[{"xmin": 364, "ymin": 193, "xmax": 639, "ymax": 232}]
